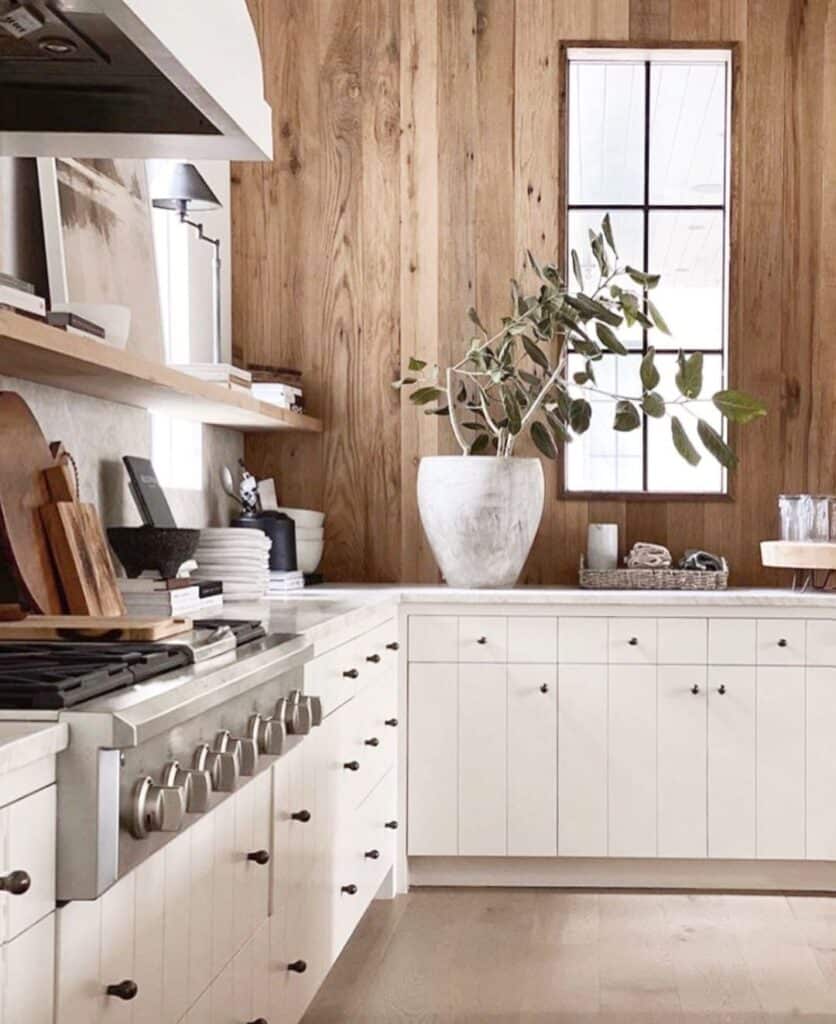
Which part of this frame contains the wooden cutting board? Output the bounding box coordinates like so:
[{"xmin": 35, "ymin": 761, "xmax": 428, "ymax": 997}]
[
  {"xmin": 0, "ymin": 615, "xmax": 193, "ymax": 641},
  {"xmin": 0, "ymin": 393, "xmax": 63, "ymax": 614}
]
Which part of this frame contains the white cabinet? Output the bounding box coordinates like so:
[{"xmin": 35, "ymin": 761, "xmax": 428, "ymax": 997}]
[
  {"xmin": 408, "ymin": 615, "xmax": 457, "ymax": 662},
  {"xmin": 658, "ymin": 618, "xmax": 707, "ymax": 664},
  {"xmin": 757, "ymin": 666, "xmax": 805, "ymax": 858},
  {"xmin": 657, "ymin": 665, "xmax": 707, "ymax": 858},
  {"xmin": 756, "ymin": 619, "xmax": 806, "ymax": 665},
  {"xmin": 459, "ymin": 663, "xmax": 506, "ymax": 855},
  {"xmin": 709, "ymin": 618, "xmax": 756, "ymax": 664},
  {"xmin": 408, "ymin": 663, "xmax": 458, "ymax": 855},
  {"xmin": 608, "ymin": 665, "xmax": 656, "ymax": 857},
  {"xmin": 133, "ymin": 855, "xmax": 165, "ymax": 1024},
  {"xmin": 100, "ymin": 873, "xmax": 136, "ymax": 1023},
  {"xmin": 807, "ymin": 667, "xmax": 836, "ymax": 858},
  {"xmin": 2, "ymin": 913, "xmax": 54, "ymax": 1024},
  {"xmin": 608, "ymin": 618, "xmax": 657, "ymax": 665},
  {"xmin": 558, "ymin": 617, "xmax": 607, "ymax": 663},
  {"xmin": 507, "ymin": 665, "xmax": 557, "ymax": 856},
  {"xmin": 0, "ymin": 784, "xmax": 56, "ymax": 943},
  {"xmin": 507, "ymin": 617, "xmax": 558, "ymax": 664},
  {"xmin": 707, "ymin": 666, "xmax": 756, "ymax": 858},
  {"xmin": 558, "ymin": 664, "xmax": 607, "ymax": 856},
  {"xmin": 458, "ymin": 616, "xmax": 507, "ymax": 663}
]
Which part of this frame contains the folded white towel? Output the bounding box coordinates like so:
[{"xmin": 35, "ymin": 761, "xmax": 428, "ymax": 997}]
[{"xmin": 626, "ymin": 541, "xmax": 672, "ymax": 569}]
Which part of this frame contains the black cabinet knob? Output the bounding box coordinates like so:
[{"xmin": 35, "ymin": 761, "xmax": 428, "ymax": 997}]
[
  {"xmin": 343, "ymin": 668, "xmax": 359, "ymax": 679},
  {"xmin": 247, "ymin": 849, "xmax": 270, "ymax": 865},
  {"xmin": 341, "ymin": 883, "xmax": 358, "ymax": 895},
  {"xmin": 385, "ymin": 820, "xmax": 398, "ymax": 830},
  {"xmin": 540, "ymin": 683, "xmax": 549, "ymax": 694},
  {"xmin": 106, "ymin": 980, "xmax": 138, "ymax": 1001},
  {"xmin": 248, "ymin": 1018, "xmax": 269, "ymax": 1024},
  {"xmin": 628, "ymin": 637, "xmax": 638, "ymax": 646},
  {"xmin": 691, "ymin": 684, "xmax": 700, "ymax": 695},
  {"xmin": 364, "ymin": 737, "xmax": 380, "ymax": 747},
  {"xmin": 291, "ymin": 809, "xmax": 311, "ymax": 822},
  {"xmin": 365, "ymin": 849, "xmax": 380, "ymax": 859},
  {"xmin": 385, "ymin": 642, "xmax": 400, "ymax": 651},
  {"xmin": 778, "ymin": 638, "xmax": 788, "ymax": 648},
  {"xmin": 385, "ymin": 718, "xmax": 398, "ymax": 727},
  {"xmin": 718, "ymin": 684, "xmax": 727, "ymax": 695},
  {"xmin": 366, "ymin": 654, "xmax": 381, "ymax": 663},
  {"xmin": 0, "ymin": 870, "xmax": 30, "ymax": 896},
  {"xmin": 287, "ymin": 960, "xmax": 307, "ymax": 974},
  {"xmin": 343, "ymin": 760, "xmax": 360, "ymax": 772},
  {"xmin": 476, "ymin": 636, "xmax": 488, "ymax": 645}
]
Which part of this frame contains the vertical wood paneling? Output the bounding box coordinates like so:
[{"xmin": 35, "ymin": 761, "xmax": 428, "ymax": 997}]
[{"xmin": 236, "ymin": 0, "xmax": 836, "ymax": 586}]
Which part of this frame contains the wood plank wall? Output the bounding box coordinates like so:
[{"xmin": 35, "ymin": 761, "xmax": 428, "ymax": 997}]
[{"xmin": 233, "ymin": 0, "xmax": 836, "ymax": 585}]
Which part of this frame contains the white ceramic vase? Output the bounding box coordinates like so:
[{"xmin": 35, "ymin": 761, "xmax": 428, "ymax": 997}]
[{"xmin": 416, "ymin": 455, "xmax": 545, "ymax": 588}]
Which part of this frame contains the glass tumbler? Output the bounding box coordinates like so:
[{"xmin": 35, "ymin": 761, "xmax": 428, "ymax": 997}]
[{"xmin": 779, "ymin": 494, "xmax": 814, "ymax": 541}]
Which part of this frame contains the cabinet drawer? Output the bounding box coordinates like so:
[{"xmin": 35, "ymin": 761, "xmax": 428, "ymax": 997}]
[
  {"xmin": 608, "ymin": 618, "xmax": 657, "ymax": 664},
  {"xmin": 355, "ymin": 619, "xmax": 399, "ymax": 692},
  {"xmin": 305, "ymin": 637, "xmax": 362, "ymax": 718},
  {"xmin": 507, "ymin": 617, "xmax": 558, "ymax": 663},
  {"xmin": 458, "ymin": 616, "xmax": 507, "ymax": 662},
  {"xmin": 408, "ymin": 615, "xmax": 458, "ymax": 662},
  {"xmin": 806, "ymin": 620, "xmax": 836, "ymax": 666},
  {"xmin": 0, "ymin": 784, "xmax": 55, "ymax": 944},
  {"xmin": 4, "ymin": 912, "xmax": 54, "ymax": 1024},
  {"xmin": 709, "ymin": 619, "xmax": 756, "ymax": 664},
  {"xmin": 558, "ymin": 617, "xmax": 607, "ymax": 663},
  {"xmin": 756, "ymin": 620, "xmax": 805, "ymax": 665},
  {"xmin": 657, "ymin": 618, "xmax": 707, "ymax": 664}
]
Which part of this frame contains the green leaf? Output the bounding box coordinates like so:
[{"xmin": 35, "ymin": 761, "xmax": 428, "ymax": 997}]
[
  {"xmin": 675, "ymin": 351, "xmax": 704, "ymax": 400},
  {"xmin": 409, "ymin": 385, "xmax": 444, "ymax": 405},
  {"xmin": 546, "ymin": 409, "xmax": 573, "ymax": 443},
  {"xmin": 467, "ymin": 306, "xmax": 488, "ymax": 335},
  {"xmin": 391, "ymin": 376, "xmax": 418, "ymax": 389},
  {"xmin": 565, "ymin": 293, "xmax": 623, "ymax": 328},
  {"xmin": 570, "ymin": 398, "xmax": 592, "ymax": 435},
  {"xmin": 697, "ymin": 419, "xmax": 739, "ymax": 469},
  {"xmin": 590, "ymin": 233, "xmax": 608, "ymax": 277},
  {"xmin": 625, "ymin": 265, "xmax": 661, "ymax": 290},
  {"xmin": 670, "ymin": 415, "xmax": 701, "ymax": 467},
  {"xmin": 642, "ymin": 391, "xmax": 666, "ymax": 418},
  {"xmin": 424, "ymin": 405, "xmax": 450, "ymax": 416},
  {"xmin": 407, "ymin": 357, "xmax": 427, "ymax": 372},
  {"xmin": 527, "ymin": 249, "xmax": 545, "ymax": 280},
  {"xmin": 613, "ymin": 400, "xmax": 641, "ymax": 432},
  {"xmin": 570, "ymin": 336, "xmax": 602, "ymax": 359},
  {"xmin": 470, "ymin": 434, "xmax": 491, "ymax": 455},
  {"xmin": 522, "ymin": 335, "xmax": 550, "ymax": 372},
  {"xmin": 648, "ymin": 299, "xmax": 671, "ymax": 334},
  {"xmin": 519, "ymin": 369, "xmax": 542, "ymax": 387},
  {"xmin": 531, "ymin": 420, "xmax": 558, "ymax": 459},
  {"xmin": 640, "ymin": 347, "xmax": 660, "ymax": 391},
  {"xmin": 595, "ymin": 322, "xmax": 628, "ymax": 356},
  {"xmin": 571, "ymin": 249, "xmax": 584, "ymax": 291},
  {"xmin": 712, "ymin": 390, "xmax": 768, "ymax": 424},
  {"xmin": 573, "ymin": 371, "xmax": 591, "ymax": 385},
  {"xmin": 601, "ymin": 212, "xmax": 617, "ymax": 256},
  {"xmin": 503, "ymin": 392, "xmax": 522, "ymax": 434}
]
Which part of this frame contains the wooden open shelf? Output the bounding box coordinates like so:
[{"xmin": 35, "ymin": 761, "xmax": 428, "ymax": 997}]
[{"xmin": 0, "ymin": 310, "xmax": 322, "ymax": 434}]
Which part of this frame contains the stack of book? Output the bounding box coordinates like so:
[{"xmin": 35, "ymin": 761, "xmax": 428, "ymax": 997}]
[
  {"xmin": 118, "ymin": 576, "xmax": 224, "ymax": 617},
  {"xmin": 0, "ymin": 272, "xmax": 46, "ymax": 319},
  {"xmin": 46, "ymin": 311, "xmax": 106, "ymax": 341},
  {"xmin": 248, "ymin": 363, "xmax": 305, "ymax": 412},
  {"xmin": 267, "ymin": 570, "xmax": 305, "ymax": 594},
  {"xmin": 174, "ymin": 363, "xmax": 253, "ymax": 393}
]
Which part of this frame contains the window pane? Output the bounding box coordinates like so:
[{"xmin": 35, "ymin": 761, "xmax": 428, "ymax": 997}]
[
  {"xmin": 646, "ymin": 354, "xmax": 725, "ymax": 493},
  {"xmin": 648, "ymin": 210, "xmax": 724, "ymax": 351},
  {"xmin": 569, "ymin": 62, "xmax": 645, "ymax": 205},
  {"xmin": 649, "ymin": 63, "xmax": 727, "ymax": 205}
]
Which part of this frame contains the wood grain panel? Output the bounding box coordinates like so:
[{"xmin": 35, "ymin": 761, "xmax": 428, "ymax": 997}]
[{"xmin": 235, "ymin": 0, "xmax": 836, "ymax": 586}]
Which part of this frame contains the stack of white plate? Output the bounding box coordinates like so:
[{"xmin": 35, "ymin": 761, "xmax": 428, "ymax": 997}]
[{"xmin": 193, "ymin": 527, "xmax": 271, "ymax": 601}]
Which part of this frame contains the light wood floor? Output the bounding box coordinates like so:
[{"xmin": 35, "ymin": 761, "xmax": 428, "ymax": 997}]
[{"xmin": 303, "ymin": 888, "xmax": 836, "ymax": 1023}]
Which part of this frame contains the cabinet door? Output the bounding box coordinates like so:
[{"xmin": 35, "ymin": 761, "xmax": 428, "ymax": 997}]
[
  {"xmin": 211, "ymin": 794, "xmax": 237, "ymax": 977},
  {"xmin": 407, "ymin": 663, "xmax": 458, "ymax": 855},
  {"xmin": 408, "ymin": 615, "xmax": 458, "ymax": 662},
  {"xmin": 807, "ymin": 667, "xmax": 836, "ymax": 859},
  {"xmin": 507, "ymin": 617, "xmax": 558, "ymax": 664},
  {"xmin": 757, "ymin": 667, "xmax": 805, "ymax": 858},
  {"xmin": 133, "ymin": 854, "xmax": 165, "ymax": 1024},
  {"xmin": 1, "ymin": 784, "xmax": 56, "ymax": 943},
  {"xmin": 658, "ymin": 665, "xmax": 707, "ymax": 858},
  {"xmin": 459, "ymin": 663, "xmax": 507, "ymax": 855},
  {"xmin": 707, "ymin": 666, "xmax": 756, "ymax": 859},
  {"xmin": 4, "ymin": 912, "xmax": 54, "ymax": 1024},
  {"xmin": 558, "ymin": 664, "xmax": 607, "ymax": 856},
  {"xmin": 55, "ymin": 898, "xmax": 102, "ymax": 1024},
  {"xmin": 458, "ymin": 616, "xmax": 507, "ymax": 663},
  {"xmin": 186, "ymin": 813, "xmax": 215, "ymax": 1008},
  {"xmin": 161, "ymin": 830, "xmax": 191, "ymax": 1024},
  {"xmin": 507, "ymin": 664, "xmax": 557, "ymax": 856},
  {"xmin": 100, "ymin": 873, "xmax": 136, "ymax": 1023},
  {"xmin": 609, "ymin": 665, "xmax": 657, "ymax": 857}
]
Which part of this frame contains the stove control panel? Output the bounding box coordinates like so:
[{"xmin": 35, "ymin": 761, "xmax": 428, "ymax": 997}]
[
  {"xmin": 193, "ymin": 740, "xmax": 239, "ymax": 793},
  {"xmin": 161, "ymin": 761, "xmax": 212, "ymax": 814},
  {"xmin": 123, "ymin": 776, "xmax": 186, "ymax": 839}
]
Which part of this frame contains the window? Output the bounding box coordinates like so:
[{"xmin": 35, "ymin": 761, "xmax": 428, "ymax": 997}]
[{"xmin": 563, "ymin": 48, "xmax": 732, "ymax": 496}]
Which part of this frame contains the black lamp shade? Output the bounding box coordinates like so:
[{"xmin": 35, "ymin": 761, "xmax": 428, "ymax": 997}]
[{"xmin": 150, "ymin": 162, "xmax": 221, "ymax": 213}]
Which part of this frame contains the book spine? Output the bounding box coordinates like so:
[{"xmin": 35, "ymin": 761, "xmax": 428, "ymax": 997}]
[{"xmin": 0, "ymin": 288, "xmax": 46, "ymax": 316}]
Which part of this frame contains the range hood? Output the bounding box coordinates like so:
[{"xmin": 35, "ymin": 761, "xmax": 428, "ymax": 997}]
[{"xmin": 0, "ymin": 0, "xmax": 272, "ymax": 160}]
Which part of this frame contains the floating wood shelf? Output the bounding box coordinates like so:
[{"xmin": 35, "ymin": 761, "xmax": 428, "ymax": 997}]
[
  {"xmin": 0, "ymin": 310, "xmax": 322, "ymax": 434},
  {"xmin": 761, "ymin": 540, "xmax": 836, "ymax": 570}
]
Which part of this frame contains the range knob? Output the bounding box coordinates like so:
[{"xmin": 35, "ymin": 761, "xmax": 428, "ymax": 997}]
[
  {"xmin": 161, "ymin": 760, "xmax": 212, "ymax": 813},
  {"xmin": 309, "ymin": 695, "xmax": 323, "ymax": 727},
  {"xmin": 123, "ymin": 776, "xmax": 186, "ymax": 839},
  {"xmin": 193, "ymin": 742, "xmax": 239, "ymax": 793},
  {"xmin": 249, "ymin": 713, "xmax": 286, "ymax": 756},
  {"xmin": 285, "ymin": 690, "xmax": 313, "ymax": 736},
  {"xmin": 216, "ymin": 729, "xmax": 258, "ymax": 777}
]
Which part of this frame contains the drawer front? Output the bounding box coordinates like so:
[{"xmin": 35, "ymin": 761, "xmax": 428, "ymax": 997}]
[
  {"xmin": 355, "ymin": 619, "xmax": 398, "ymax": 693},
  {"xmin": 507, "ymin": 616, "xmax": 558, "ymax": 663},
  {"xmin": 558, "ymin": 617, "xmax": 608, "ymax": 663},
  {"xmin": 756, "ymin": 619, "xmax": 806, "ymax": 665},
  {"xmin": 458, "ymin": 616, "xmax": 507, "ymax": 662},
  {"xmin": 806, "ymin": 620, "xmax": 836, "ymax": 667},
  {"xmin": 4, "ymin": 912, "xmax": 54, "ymax": 1024},
  {"xmin": 305, "ymin": 638, "xmax": 362, "ymax": 718},
  {"xmin": 1, "ymin": 784, "xmax": 56, "ymax": 944},
  {"xmin": 657, "ymin": 618, "xmax": 707, "ymax": 665},
  {"xmin": 709, "ymin": 619, "xmax": 756, "ymax": 664},
  {"xmin": 338, "ymin": 693, "xmax": 392, "ymax": 810},
  {"xmin": 608, "ymin": 618, "xmax": 657, "ymax": 664},
  {"xmin": 409, "ymin": 615, "xmax": 458, "ymax": 662}
]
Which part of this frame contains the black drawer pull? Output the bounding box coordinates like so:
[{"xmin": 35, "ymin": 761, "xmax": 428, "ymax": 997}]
[
  {"xmin": 718, "ymin": 684, "xmax": 727, "ymax": 695},
  {"xmin": 287, "ymin": 960, "xmax": 307, "ymax": 974},
  {"xmin": 628, "ymin": 637, "xmax": 638, "ymax": 646},
  {"xmin": 386, "ymin": 642, "xmax": 399, "ymax": 651},
  {"xmin": 341, "ymin": 883, "xmax": 358, "ymax": 895},
  {"xmin": 476, "ymin": 636, "xmax": 488, "ymax": 645},
  {"xmin": 365, "ymin": 848, "xmax": 380, "ymax": 859},
  {"xmin": 343, "ymin": 668, "xmax": 359, "ymax": 679},
  {"xmin": 291, "ymin": 809, "xmax": 311, "ymax": 822},
  {"xmin": 540, "ymin": 683, "xmax": 549, "ymax": 694},
  {"xmin": 385, "ymin": 718, "xmax": 398, "ymax": 727},
  {"xmin": 385, "ymin": 820, "xmax": 398, "ymax": 830},
  {"xmin": 248, "ymin": 1018, "xmax": 269, "ymax": 1024},
  {"xmin": 366, "ymin": 654, "xmax": 381, "ymax": 663},
  {"xmin": 106, "ymin": 980, "xmax": 138, "ymax": 1001},
  {"xmin": 778, "ymin": 638, "xmax": 788, "ymax": 648},
  {"xmin": 247, "ymin": 849, "xmax": 270, "ymax": 865},
  {"xmin": 691, "ymin": 684, "xmax": 700, "ymax": 695},
  {"xmin": 343, "ymin": 760, "xmax": 360, "ymax": 772},
  {"xmin": 0, "ymin": 870, "xmax": 30, "ymax": 896},
  {"xmin": 364, "ymin": 737, "xmax": 380, "ymax": 747}
]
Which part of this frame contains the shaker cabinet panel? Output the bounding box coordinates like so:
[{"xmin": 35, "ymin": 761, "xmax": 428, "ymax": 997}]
[
  {"xmin": 806, "ymin": 668, "xmax": 836, "ymax": 859},
  {"xmin": 558, "ymin": 618, "xmax": 607, "ymax": 664},
  {"xmin": 507, "ymin": 617, "xmax": 558, "ymax": 664},
  {"xmin": 133, "ymin": 853, "xmax": 165, "ymax": 1024},
  {"xmin": 657, "ymin": 665, "xmax": 707, "ymax": 858},
  {"xmin": 186, "ymin": 813, "xmax": 215, "ymax": 1008},
  {"xmin": 756, "ymin": 620, "xmax": 805, "ymax": 666},
  {"xmin": 657, "ymin": 618, "xmax": 707, "ymax": 665},
  {"xmin": 558, "ymin": 665, "xmax": 608, "ymax": 856},
  {"xmin": 507, "ymin": 665, "xmax": 557, "ymax": 856},
  {"xmin": 608, "ymin": 618, "xmax": 657, "ymax": 665},
  {"xmin": 708, "ymin": 619, "xmax": 756, "ymax": 664},
  {"xmin": 4, "ymin": 913, "xmax": 54, "ymax": 1024},
  {"xmin": 707, "ymin": 666, "xmax": 756, "ymax": 859},
  {"xmin": 806, "ymin": 620, "xmax": 836, "ymax": 667},
  {"xmin": 458, "ymin": 616, "xmax": 507, "ymax": 663},
  {"xmin": 757, "ymin": 667, "xmax": 805, "ymax": 859},
  {"xmin": 1, "ymin": 784, "xmax": 56, "ymax": 944},
  {"xmin": 408, "ymin": 615, "xmax": 458, "ymax": 662},
  {"xmin": 211, "ymin": 795, "xmax": 237, "ymax": 978},
  {"xmin": 54, "ymin": 898, "xmax": 102, "ymax": 1024},
  {"xmin": 459, "ymin": 664, "xmax": 507, "ymax": 855},
  {"xmin": 608, "ymin": 666, "xmax": 657, "ymax": 857},
  {"xmin": 162, "ymin": 831, "xmax": 192, "ymax": 1024},
  {"xmin": 408, "ymin": 663, "xmax": 458, "ymax": 855},
  {"xmin": 99, "ymin": 873, "xmax": 136, "ymax": 1023}
]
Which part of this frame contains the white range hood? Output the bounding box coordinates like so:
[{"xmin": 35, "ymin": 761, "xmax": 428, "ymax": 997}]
[{"xmin": 0, "ymin": 0, "xmax": 273, "ymax": 160}]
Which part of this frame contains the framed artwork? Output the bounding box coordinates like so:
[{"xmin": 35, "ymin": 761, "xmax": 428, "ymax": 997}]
[{"xmin": 37, "ymin": 157, "xmax": 165, "ymax": 363}]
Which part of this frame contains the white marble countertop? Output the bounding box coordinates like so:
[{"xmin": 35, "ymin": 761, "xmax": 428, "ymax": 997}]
[{"xmin": 0, "ymin": 722, "xmax": 68, "ymax": 777}]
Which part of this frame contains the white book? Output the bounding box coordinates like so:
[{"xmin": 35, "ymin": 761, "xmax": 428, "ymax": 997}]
[
  {"xmin": 0, "ymin": 285, "xmax": 45, "ymax": 316},
  {"xmin": 173, "ymin": 362, "xmax": 252, "ymax": 384},
  {"xmin": 123, "ymin": 586, "xmax": 201, "ymax": 612}
]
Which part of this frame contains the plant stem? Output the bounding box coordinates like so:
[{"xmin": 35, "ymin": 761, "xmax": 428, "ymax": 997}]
[{"xmin": 446, "ymin": 367, "xmax": 470, "ymax": 454}]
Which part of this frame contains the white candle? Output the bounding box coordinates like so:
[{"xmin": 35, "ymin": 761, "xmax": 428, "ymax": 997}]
[{"xmin": 587, "ymin": 523, "xmax": 618, "ymax": 571}]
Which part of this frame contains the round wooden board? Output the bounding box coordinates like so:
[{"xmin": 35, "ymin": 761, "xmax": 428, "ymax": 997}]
[
  {"xmin": 0, "ymin": 393, "xmax": 63, "ymax": 613},
  {"xmin": 760, "ymin": 540, "xmax": 836, "ymax": 571}
]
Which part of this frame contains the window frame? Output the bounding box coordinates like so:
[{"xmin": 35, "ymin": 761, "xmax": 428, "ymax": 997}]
[{"xmin": 557, "ymin": 41, "xmax": 740, "ymax": 503}]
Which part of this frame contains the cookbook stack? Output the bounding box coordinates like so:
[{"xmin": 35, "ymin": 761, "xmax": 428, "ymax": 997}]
[
  {"xmin": 193, "ymin": 528, "xmax": 271, "ymax": 601},
  {"xmin": 118, "ymin": 575, "xmax": 223, "ymax": 616}
]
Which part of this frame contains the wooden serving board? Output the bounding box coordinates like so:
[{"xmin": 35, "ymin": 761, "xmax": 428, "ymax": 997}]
[
  {"xmin": 0, "ymin": 615, "xmax": 193, "ymax": 642},
  {"xmin": 761, "ymin": 540, "xmax": 836, "ymax": 570}
]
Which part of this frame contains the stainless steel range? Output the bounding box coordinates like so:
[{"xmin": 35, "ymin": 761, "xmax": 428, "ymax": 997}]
[{"xmin": 0, "ymin": 619, "xmax": 318, "ymax": 900}]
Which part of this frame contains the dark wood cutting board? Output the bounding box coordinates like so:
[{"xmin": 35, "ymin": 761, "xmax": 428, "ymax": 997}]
[{"xmin": 0, "ymin": 393, "xmax": 63, "ymax": 613}]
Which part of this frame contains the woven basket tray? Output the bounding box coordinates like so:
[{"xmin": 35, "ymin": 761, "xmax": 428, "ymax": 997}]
[{"xmin": 579, "ymin": 557, "xmax": 729, "ymax": 591}]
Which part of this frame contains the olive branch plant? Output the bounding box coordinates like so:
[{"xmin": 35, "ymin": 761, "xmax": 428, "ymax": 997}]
[{"xmin": 393, "ymin": 215, "xmax": 766, "ymax": 468}]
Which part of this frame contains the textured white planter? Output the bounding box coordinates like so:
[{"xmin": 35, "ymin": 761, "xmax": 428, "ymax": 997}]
[{"xmin": 417, "ymin": 456, "xmax": 545, "ymax": 588}]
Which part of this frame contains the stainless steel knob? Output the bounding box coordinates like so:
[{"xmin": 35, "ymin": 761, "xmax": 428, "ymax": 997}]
[
  {"xmin": 124, "ymin": 776, "xmax": 186, "ymax": 839},
  {"xmin": 161, "ymin": 761, "xmax": 212, "ymax": 814},
  {"xmin": 309, "ymin": 695, "xmax": 323, "ymax": 727},
  {"xmin": 227, "ymin": 735, "xmax": 258, "ymax": 776},
  {"xmin": 285, "ymin": 690, "xmax": 313, "ymax": 736},
  {"xmin": 193, "ymin": 742, "xmax": 239, "ymax": 793},
  {"xmin": 249, "ymin": 713, "xmax": 286, "ymax": 756}
]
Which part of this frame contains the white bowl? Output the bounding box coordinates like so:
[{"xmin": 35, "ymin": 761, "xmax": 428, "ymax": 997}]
[
  {"xmin": 51, "ymin": 302, "xmax": 131, "ymax": 349},
  {"xmin": 295, "ymin": 526, "xmax": 324, "ymax": 541},
  {"xmin": 296, "ymin": 537, "xmax": 323, "ymax": 574},
  {"xmin": 277, "ymin": 507, "xmax": 325, "ymax": 529}
]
